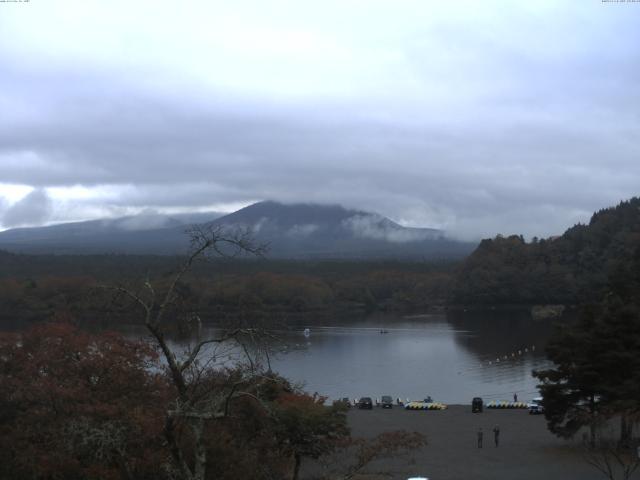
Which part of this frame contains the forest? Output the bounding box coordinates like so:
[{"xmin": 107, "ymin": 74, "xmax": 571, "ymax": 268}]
[
  {"xmin": 2, "ymin": 198, "xmax": 640, "ymax": 328},
  {"xmin": 0, "ymin": 252, "xmax": 456, "ymax": 327},
  {"xmin": 450, "ymin": 197, "xmax": 640, "ymax": 306}
]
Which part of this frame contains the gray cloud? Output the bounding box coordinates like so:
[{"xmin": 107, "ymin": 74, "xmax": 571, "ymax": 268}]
[
  {"xmin": 113, "ymin": 210, "xmax": 174, "ymax": 231},
  {"xmin": 0, "ymin": 198, "xmax": 7, "ymax": 221},
  {"xmin": 0, "ymin": 1, "xmax": 639, "ymax": 239},
  {"xmin": 342, "ymin": 215, "xmax": 435, "ymax": 243},
  {"xmin": 2, "ymin": 189, "xmax": 52, "ymax": 228},
  {"xmin": 286, "ymin": 224, "xmax": 320, "ymax": 237}
]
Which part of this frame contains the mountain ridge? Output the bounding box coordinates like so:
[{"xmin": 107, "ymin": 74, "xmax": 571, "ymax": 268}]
[{"xmin": 0, "ymin": 201, "xmax": 473, "ymax": 259}]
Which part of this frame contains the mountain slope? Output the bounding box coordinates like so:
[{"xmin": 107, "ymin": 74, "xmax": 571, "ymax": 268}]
[
  {"xmin": 0, "ymin": 211, "xmax": 223, "ymax": 255},
  {"xmin": 0, "ymin": 201, "xmax": 475, "ymax": 259},
  {"xmin": 206, "ymin": 201, "xmax": 471, "ymax": 259}
]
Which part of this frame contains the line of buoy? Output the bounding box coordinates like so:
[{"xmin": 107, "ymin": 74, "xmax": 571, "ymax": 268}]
[
  {"xmin": 487, "ymin": 345, "xmax": 536, "ymax": 365},
  {"xmin": 486, "ymin": 401, "xmax": 528, "ymax": 409},
  {"xmin": 404, "ymin": 401, "xmax": 448, "ymax": 411}
]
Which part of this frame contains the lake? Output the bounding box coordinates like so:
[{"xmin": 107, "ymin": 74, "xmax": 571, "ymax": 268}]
[
  {"xmin": 123, "ymin": 308, "xmax": 556, "ymax": 405},
  {"xmin": 266, "ymin": 310, "xmax": 555, "ymax": 404}
]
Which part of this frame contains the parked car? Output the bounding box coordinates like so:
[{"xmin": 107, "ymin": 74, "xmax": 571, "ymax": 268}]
[
  {"xmin": 337, "ymin": 397, "xmax": 351, "ymax": 408},
  {"xmin": 381, "ymin": 395, "xmax": 393, "ymax": 408},
  {"xmin": 358, "ymin": 397, "xmax": 373, "ymax": 409},
  {"xmin": 472, "ymin": 397, "xmax": 483, "ymax": 413},
  {"xmin": 528, "ymin": 397, "xmax": 544, "ymax": 414}
]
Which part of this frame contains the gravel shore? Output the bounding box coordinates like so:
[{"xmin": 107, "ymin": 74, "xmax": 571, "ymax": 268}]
[{"xmin": 339, "ymin": 404, "xmax": 630, "ymax": 480}]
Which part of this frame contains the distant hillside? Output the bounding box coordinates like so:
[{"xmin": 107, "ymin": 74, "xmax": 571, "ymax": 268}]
[
  {"xmin": 0, "ymin": 201, "xmax": 475, "ymax": 260},
  {"xmin": 451, "ymin": 197, "xmax": 640, "ymax": 305},
  {"xmin": 0, "ymin": 211, "xmax": 223, "ymax": 255}
]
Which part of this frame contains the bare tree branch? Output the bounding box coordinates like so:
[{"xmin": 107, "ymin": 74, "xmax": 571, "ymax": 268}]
[
  {"xmin": 583, "ymin": 432, "xmax": 640, "ymax": 480},
  {"xmin": 102, "ymin": 225, "xmax": 269, "ymax": 480}
]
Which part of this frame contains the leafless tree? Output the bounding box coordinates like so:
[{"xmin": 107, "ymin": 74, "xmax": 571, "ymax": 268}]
[
  {"xmin": 108, "ymin": 224, "xmax": 272, "ymax": 480},
  {"xmin": 583, "ymin": 427, "xmax": 640, "ymax": 480}
]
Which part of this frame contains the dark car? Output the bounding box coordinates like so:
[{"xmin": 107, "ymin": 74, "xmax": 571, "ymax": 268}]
[
  {"xmin": 472, "ymin": 397, "xmax": 483, "ymax": 413},
  {"xmin": 358, "ymin": 397, "xmax": 373, "ymax": 409},
  {"xmin": 381, "ymin": 395, "xmax": 393, "ymax": 409}
]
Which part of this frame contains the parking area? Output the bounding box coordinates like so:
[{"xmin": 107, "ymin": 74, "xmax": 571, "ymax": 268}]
[{"xmin": 339, "ymin": 405, "xmax": 616, "ymax": 480}]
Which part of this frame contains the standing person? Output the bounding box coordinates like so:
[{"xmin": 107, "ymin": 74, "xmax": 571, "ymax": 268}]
[
  {"xmin": 477, "ymin": 428, "xmax": 483, "ymax": 448},
  {"xmin": 493, "ymin": 425, "xmax": 500, "ymax": 447},
  {"xmin": 513, "ymin": 392, "xmax": 518, "ymax": 403}
]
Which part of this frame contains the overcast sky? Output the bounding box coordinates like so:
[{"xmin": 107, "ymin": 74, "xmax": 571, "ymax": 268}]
[{"xmin": 0, "ymin": 0, "xmax": 638, "ymax": 240}]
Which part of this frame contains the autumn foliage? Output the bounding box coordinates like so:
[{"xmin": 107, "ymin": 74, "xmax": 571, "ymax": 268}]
[
  {"xmin": 0, "ymin": 321, "xmax": 425, "ymax": 480},
  {"xmin": 0, "ymin": 322, "xmax": 168, "ymax": 479}
]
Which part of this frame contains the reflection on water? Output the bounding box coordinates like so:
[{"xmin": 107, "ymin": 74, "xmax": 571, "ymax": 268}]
[
  {"xmin": 116, "ymin": 309, "xmax": 556, "ymax": 404},
  {"xmin": 268, "ymin": 310, "xmax": 555, "ymax": 404}
]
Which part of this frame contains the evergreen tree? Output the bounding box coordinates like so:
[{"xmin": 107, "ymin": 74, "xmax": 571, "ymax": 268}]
[{"xmin": 534, "ymin": 245, "xmax": 640, "ymax": 444}]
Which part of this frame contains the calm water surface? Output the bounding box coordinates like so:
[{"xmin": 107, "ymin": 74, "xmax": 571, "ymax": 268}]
[
  {"xmin": 117, "ymin": 309, "xmax": 555, "ymax": 405},
  {"xmin": 268, "ymin": 311, "xmax": 554, "ymax": 404},
  {"xmin": 1, "ymin": 308, "xmax": 557, "ymax": 403}
]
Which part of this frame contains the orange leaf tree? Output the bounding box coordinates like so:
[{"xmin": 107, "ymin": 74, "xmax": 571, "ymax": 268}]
[{"xmin": 0, "ymin": 322, "xmax": 168, "ymax": 480}]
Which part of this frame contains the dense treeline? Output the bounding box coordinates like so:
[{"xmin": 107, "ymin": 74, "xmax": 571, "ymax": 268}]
[
  {"xmin": 451, "ymin": 197, "xmax": 640, "ymax": 306},
  {"xmin": 530, "ymin": 228, "xmax": 640, "ymax": 476},
  {"xmin": 2, "ymin": 196, "xmax": 638, "ymax": 325},
  {"xmin": 0, "ymin": 253, "xmax": 455, "ymax": 326}
]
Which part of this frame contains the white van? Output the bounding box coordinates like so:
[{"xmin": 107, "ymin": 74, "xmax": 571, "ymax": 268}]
[{"xmin": 528, "ymin": 397, "xmax": 544, "ymax": 414}]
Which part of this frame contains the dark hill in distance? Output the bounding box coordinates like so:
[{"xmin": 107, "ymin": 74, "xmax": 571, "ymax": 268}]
[
  {"xmin": 451, "ymin": 196, "xmax": 640, "ymax": 306},
  {"xmin": 0, "ymin": 211, "xmax": 224, "ymax": 255},
  {"xmin": 215, "ymin": 201, "xmax": 440, "ymax": 237},
  {"xmin": 0, "ymin": 201, "xmax": 475, "ymax": 260}
]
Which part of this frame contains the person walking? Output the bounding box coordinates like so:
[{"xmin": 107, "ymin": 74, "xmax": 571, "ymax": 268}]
[
  {"xmin": 513, "ymin": 392, "xmax": 518, "ymax": 403},
  {"xmin": 493, "ymin": 425, "xmax": 500, "ymax": 447},
  {"xmin": 477, "ymin": 427, "xmax": 483, "ymax": 448}
]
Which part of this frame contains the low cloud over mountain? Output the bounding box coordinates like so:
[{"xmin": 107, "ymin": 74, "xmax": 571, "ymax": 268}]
[{"xmin": 0, "ymin": 201, "xmax": 475, "ymax": 259}]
